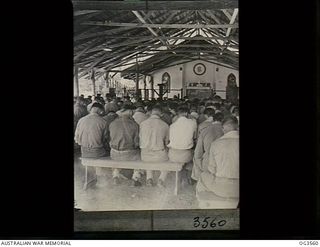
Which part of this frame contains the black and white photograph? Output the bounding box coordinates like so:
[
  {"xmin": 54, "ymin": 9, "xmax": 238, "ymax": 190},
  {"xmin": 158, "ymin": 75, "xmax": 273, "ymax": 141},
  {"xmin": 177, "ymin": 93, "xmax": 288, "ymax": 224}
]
[{"xmin": 73, "ymin": 0, "xmax": 239, "ymax": 231}]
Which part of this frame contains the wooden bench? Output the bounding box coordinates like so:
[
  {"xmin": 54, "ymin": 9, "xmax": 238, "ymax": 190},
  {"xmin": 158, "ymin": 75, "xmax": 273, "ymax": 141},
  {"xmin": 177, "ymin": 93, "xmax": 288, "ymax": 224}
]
[{"xmin": 81, "ymin": 157, "xmax": 185, "ymax": 195}]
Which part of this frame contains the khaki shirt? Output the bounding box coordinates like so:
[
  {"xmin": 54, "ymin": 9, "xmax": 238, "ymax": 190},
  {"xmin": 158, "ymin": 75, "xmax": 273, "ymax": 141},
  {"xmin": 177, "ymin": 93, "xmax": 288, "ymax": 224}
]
[
  {"xmin": 139, "ymin": 115, "xmax": 169, "ymax": 151},
  {"xmin": 208, "ymin": 130, "xmax": 239, "ymax": 179},
  {"xmin": 109, "ymin": 116, "xmax": 139, "ymax": 151},
  {"xmin": 74, "ymin": 113, "xmax": 108, "ymax": 149}
]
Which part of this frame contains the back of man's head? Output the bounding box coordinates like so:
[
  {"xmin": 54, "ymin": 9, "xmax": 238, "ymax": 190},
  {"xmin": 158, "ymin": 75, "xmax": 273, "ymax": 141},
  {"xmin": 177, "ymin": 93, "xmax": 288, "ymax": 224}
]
[
  {"xmin": 203, "ymin": 108, "xmax": 215, "ymax": 117},
  {"xmin": 222, "ymin": 116, "xmax": 238, "ymax": 133},
  {"xmin": 151, "ymin": 104, "xmax": 162, "ymax": 116},
  {"xmin": 214, "ymin": 112, "xmax": 224, "ymax": 122},
  {"xmin": 213, "ymin": 103, "xmax": 221, "ymax": 110},
  {"xmin": 177, "ymin": 106, "xmax": 189, "ymax": 116},
  {"xmin": 90, "ymin": 102, "xmax": 104, "ymax": 115}
]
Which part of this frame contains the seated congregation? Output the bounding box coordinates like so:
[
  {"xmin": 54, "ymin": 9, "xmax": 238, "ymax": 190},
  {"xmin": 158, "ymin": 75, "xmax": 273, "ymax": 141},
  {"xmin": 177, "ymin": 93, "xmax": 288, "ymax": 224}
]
[{"xmin": 74, "ymin": 94, "xmax": 239, "ymax": 208}]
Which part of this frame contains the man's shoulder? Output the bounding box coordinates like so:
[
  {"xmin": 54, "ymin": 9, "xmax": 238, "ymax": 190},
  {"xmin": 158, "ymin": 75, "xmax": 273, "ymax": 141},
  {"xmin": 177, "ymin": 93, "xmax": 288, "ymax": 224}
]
[
  {"xmin": 156, "ymin": 118, "xmax": 169, "ymax": 128},
  {"xmin": 109, "ymin": 117, "xmax": 120, "ymax": 126},
  {"xmin": 199, "ymin": 121, "xmax": 210, "ymax": 129}
]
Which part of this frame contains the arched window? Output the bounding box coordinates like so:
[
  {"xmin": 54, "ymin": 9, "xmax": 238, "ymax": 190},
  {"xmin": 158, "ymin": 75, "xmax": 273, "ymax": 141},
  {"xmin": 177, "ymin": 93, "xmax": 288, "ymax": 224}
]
[
  {"xmin": 227, "ymin": 73, "xmax": 237, "ymax": 87},
  {"xmin": 162, "ymin": 72, "xmax": 171, "ymax": 93}
]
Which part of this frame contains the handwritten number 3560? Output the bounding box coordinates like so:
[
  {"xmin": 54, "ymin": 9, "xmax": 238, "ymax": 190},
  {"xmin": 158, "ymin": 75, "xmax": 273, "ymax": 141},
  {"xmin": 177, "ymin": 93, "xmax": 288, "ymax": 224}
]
[{"xmin": 193, "ymin": 217, "xmax": 227, "ymax": 228}]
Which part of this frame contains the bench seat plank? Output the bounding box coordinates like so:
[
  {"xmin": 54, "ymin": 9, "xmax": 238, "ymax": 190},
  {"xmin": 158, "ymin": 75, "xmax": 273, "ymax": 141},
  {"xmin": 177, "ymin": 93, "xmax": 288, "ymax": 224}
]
[{"xmin": 81, "ymin": 157, "xmax": 184, "ymax": 171}]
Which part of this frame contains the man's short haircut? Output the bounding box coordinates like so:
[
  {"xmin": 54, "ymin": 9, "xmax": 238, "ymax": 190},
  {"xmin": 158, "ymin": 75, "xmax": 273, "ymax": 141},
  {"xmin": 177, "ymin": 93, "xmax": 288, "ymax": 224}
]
[
  {"xmin": 231, "ymin": 106, "xmax": 239, "ymax": 114},
  {"xmin": 146, "ymin": 104, "xmax": 154, "ymax": 112},
  {"xmin": 91, "ymin": 102, "xmax": 104, "ymax": 110},
  {"xmin": 203, "ymin": 108, "xmax": 215, "ymax": 117},
  {"xmin": 213, "ymin": 103, "xmax": 221, "ymax": 110},
  {"xmin": 222, "ymin": 115, "xmax": 238, "ymax": 126},
  {"xmin": 152, "ymin": 104, "xmax": 162, "ymax": 112},
  {"xmin": 214, "ymin": 112, "xmax": 224, "ymax": 122},
  {"xmin": 205, "ymin": 102, "xmax": 214, "ymax": 107},
  {"xmin": 177, "ymin": 106, "xmax": 189, "ymax": 114}
]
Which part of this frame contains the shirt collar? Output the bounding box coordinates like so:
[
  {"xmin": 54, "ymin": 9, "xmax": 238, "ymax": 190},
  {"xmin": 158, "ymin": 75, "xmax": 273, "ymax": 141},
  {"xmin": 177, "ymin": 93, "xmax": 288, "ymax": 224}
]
[
  {"xmin": 89, "ymin": 112, "xmax": 99, "ymax": 116},
  {"xmin": 176, "ymin": 116, "xmax": 187, "ymax": 121},
  {"xmin": 204, "ymin": 117, "xmax": 214, "ymax": 122},
  {"xmin": 221, "ymin": 130, "xmax": 239, "ymax": 139},
  {"xmin": 150, "ymin": 114, "xmax": 160, "ymax": 119}
]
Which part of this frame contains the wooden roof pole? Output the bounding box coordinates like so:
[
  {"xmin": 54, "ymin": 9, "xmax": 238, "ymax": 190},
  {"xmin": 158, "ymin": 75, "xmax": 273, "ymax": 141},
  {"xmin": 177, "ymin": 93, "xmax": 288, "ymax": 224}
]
[
  {"xmin": 74, "ymin": 65, "xmax": 79, "ymax": 97},
  {"xmin": 81, "ymin": 21, "xmax": 238, "ymax": 29},
  {"xmin": 135, "ymin": 55, "xmax": 139, "ymax": 98},
  {"xmin": 91, "ymin": 69, "xmax": 96, "ymax": 96}
]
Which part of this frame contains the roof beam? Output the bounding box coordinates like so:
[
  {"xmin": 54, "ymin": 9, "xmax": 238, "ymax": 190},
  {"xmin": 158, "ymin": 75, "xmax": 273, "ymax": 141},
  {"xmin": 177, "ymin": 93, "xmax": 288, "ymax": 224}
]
[
  {"xmin": 225, "ymin": 8, "xmax": 238, "ymax": 37},
  {"xmin": 73, "ymin": 1, "xmax": 238, "ymax": 11},
  {"xmin": 74, "ymin": 38, "xmax": 104, "ymax": 61},
  {"xmin": 78, "ymin": 43, "xmax": 165, "ymax": 77},
  {"xmin": 74, "ymin": 10, "xmax": 99, "ymax": 16},
  {"xmin": 74, "ymin": 26, "xmax": 136, "ymax": 42},
  {"xmin": 221, "ymin": 9, "xmax": 232, "ymax": 20},
  {"xmin": 132, "ymin": 10, "xmax": 171, "ymax": 50},
  {"xmin": 81, "ymin": 22, "xmax": 238, "ymax": 29},
  {"xmin": 75, "ymin": 34, "xmax": 236, "ymax": 42}
]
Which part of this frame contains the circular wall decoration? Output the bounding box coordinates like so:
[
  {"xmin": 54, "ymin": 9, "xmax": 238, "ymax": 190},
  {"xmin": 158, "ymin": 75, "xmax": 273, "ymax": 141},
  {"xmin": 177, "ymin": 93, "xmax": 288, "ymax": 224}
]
[{"xmin": 193, "ymin": 63, "xmax": 206, "ymax": 75}]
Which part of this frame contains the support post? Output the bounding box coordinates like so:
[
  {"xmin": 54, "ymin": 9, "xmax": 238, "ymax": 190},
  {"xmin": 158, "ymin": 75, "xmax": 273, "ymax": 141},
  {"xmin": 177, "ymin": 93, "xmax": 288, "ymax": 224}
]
[
  {"xmin": 74, "ymin": 66, "xmax": 79, "ymax": 97},
  {"xmin": 83, "ymin": 165, "xmax": 88, "ymax": 190},
  {"xmin": 135, "ymin": 55, "xmax": 139, "ymax": 98},
  {"xmin": 158, "ymin": 83, "xmax": 164, "ymax": 100},
  {"xmin": 150, "ymin": 75, "xmax": 154, "ymax": 99},
  {"xmin": 105, "ymin": 71, "xmax": 109, "ymax": 88},
  {"xmin": 174, "ymin": 171, "xmax": 179, "ymax": 195},
  {"xmin": 91, "ymin": 69, "xmax": 96, "ymax": 96},
  {"xmin": 143, "ymin": 75, "xmax": 147, "ymax": 100}
]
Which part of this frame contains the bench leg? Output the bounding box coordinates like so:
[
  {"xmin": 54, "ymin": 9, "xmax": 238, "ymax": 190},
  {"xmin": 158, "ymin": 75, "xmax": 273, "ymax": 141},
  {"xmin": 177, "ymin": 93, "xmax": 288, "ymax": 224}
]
[
  {"xmin": 83, "ymin": 165, "xmax": 88, "ymax": 190},
  {"xmin": 174, "ymin": 171, "xmax": 180, "ymax": 195}
]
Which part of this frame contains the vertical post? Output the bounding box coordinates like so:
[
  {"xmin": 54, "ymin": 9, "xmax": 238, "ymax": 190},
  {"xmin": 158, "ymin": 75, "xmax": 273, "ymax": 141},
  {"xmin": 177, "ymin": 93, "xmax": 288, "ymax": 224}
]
[
  {"xmin": 174, "ymin": 171, "xmax": 179, "ymax": 195},
  {"xmin": 143, "ymin": 75, "xmax": 147, "ymax": 100},
  {"xmin": 105, "ymin": 71, "xmax": 109, "ymax": 88},
  {"xmin": 83, "ymin": 165, "xmax": 88, "ymax": 190},
  {"xmin": 150, "ymin": 75, "xmax": 154, "ymax": 99},
  {"xmin": 158, "ymin": 84, "xmax": 164, "ymax": 100},
  {"xmin": 74, "ymin": 66, "xmax": 79, "ymax": 97},
  {"xmin": 91, "ymin": 69, "xmax": 96, "ymax": 96},
  {"xmin": 135, "ymin": 55, "xmax": 139, "ymax": 98}
]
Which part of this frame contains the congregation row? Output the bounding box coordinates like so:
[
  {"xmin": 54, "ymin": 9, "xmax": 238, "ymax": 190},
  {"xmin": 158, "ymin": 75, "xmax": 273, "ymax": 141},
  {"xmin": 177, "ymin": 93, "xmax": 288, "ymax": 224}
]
[{"xmin": 74, "ymin": 94, "xmax": 239, "ymax": 207}]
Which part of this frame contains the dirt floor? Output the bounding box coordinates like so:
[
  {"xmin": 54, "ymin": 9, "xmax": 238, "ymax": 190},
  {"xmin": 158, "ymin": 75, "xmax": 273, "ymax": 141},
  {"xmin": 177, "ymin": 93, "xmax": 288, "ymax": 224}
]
[{"xmin": 74, "ymin": 153, "xmax": 199, "ymax": 211}]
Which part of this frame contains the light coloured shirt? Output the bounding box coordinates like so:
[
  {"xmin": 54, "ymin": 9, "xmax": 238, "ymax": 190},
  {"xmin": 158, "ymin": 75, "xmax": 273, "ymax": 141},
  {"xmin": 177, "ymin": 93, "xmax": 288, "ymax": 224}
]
[
  {"xmin": 133, "ymin": 111, "xmax": 148, "ymax": 125},
  {"xmin": 194, "ymin": 122, "xmax": 224, "ymax": 160},
  {"xmin": 139, "ymin": 115, "xmax": 169, "ymax": 151},
  {"xmin": 197, "ymin": 117, "xmax": 214, "ymax": 137},
  {"xmin": 74, "ymin": 113, "xmax": 108, "ymax": 148},
  {"xmin": 167, "ymin": 116, "xmax": 197, "ymax": 150},
  {"xmin": 208, "ymin": 130, "xmax": 239, "ymax": 179}
]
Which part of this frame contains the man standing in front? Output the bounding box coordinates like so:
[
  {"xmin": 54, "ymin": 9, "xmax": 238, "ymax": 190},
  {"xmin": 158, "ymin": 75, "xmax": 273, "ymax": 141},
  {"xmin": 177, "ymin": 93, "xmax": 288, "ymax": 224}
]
[
  {"xmin": 161, "ymin": 106, "xmax": 197, "ymax": 187},
  {"xmin": 109, "ymin": 104, "xmax": 141, "ymax": 186},
  {"xmin": 139, "ymin": 105, "xmax": 169, "ymax": 186},
  {"xmin": 196, "ymin": 116, "xmax": 239, "ymax": 208}
]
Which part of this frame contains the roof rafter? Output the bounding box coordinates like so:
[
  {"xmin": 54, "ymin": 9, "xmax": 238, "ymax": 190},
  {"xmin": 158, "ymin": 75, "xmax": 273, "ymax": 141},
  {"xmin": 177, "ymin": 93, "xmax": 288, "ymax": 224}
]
[
  {"xmin": 73, "ymin": 1, "xmax": 238, "ymax": 11},
  {"xmin": 81, "ymin": 21, "xmax": 238, "ymax": 29}
]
